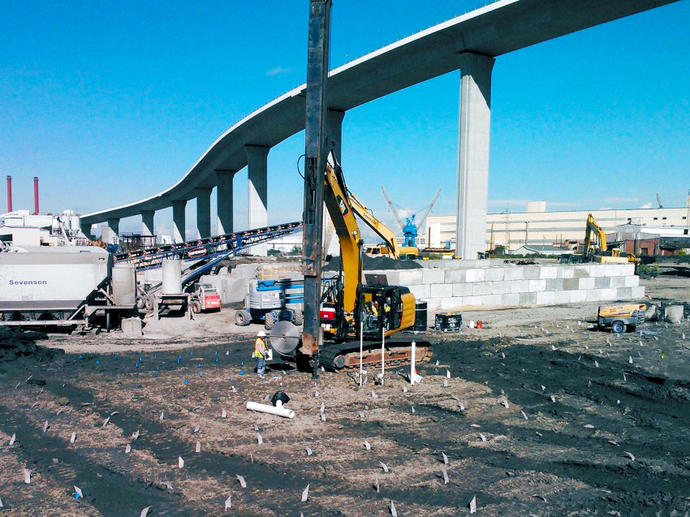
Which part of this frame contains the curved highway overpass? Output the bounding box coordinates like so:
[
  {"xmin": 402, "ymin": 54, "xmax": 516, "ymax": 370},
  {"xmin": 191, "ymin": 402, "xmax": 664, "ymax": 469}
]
[{"xmin": 81, "ymin": 0, "xmax": 677, "ymax": 257}]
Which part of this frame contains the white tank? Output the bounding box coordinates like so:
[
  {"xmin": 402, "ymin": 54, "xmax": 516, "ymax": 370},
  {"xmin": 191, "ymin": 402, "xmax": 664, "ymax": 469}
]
[
  {"xmin": 161, "ymin": 258, "xmax": 182, "ymax": 294},
  {"xmin": 62, "ymin": 210, "xmax": 81, "ymax": 232},
  {"xmin": 111, "ymin": 264, "xmax": 136, "ymax": 306}
]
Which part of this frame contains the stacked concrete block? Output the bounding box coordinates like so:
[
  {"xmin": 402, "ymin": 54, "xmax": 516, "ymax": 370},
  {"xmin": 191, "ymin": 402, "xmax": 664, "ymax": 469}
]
[
  {"xmin": 408, "ymin": 284, "xmax": 430, "ymax": 300},
  {"xmin": 422, "ymin": 269, "xmax": 444, "ymax": 284},
  {"xmin": 367, "ymin": 262, "xmax": 644, "ymax": 312}
]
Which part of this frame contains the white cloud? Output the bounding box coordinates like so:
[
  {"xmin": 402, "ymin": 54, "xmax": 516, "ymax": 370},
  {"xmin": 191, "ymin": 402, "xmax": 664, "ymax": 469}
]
[
  {"xmin": 395, "ymin": 208, "xmax": 413, "ymax": 219},
  {"xmin": 639, "ymin": 202, "xmax": 653, "ymax": 209},
  {"xmin": 266, "ymin": 66, "xmax": 293, "ymax": 76}
]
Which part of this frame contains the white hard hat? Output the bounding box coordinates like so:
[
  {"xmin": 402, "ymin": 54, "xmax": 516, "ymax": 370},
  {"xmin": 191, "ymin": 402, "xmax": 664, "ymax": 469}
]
[{"xmin": 257, "ymin": 330, "xmax": 266, "ymax": 337}]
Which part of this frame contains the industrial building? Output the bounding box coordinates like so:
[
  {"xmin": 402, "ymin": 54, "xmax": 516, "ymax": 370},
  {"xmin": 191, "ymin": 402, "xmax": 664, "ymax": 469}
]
[
  {"xmin": 606, "ymin": 224, "xmax": 690, "ymax": 256},
  {"xmin": 425, "ymin": 201, "xmax": 690, "ymax": 253}
]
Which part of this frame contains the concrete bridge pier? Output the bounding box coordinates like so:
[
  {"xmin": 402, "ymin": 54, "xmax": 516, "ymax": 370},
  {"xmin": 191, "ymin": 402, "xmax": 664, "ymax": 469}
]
[
  {"xmin": 324, "ymin": 109, "xmax": 345, "ymax": 254},
  {"xmin": 141, "ymin": 210, "xmax": 154, "ymax": 238},
  {"xmin": 196, "ymin": 188, "xmax": 212, "ymax": 239},
  {"xmin": 216, "ymin": 170, "xmax": 234, "ymax": 236},
  {"xmin": 172, "ymin": 200, "xmax": 186, "ymax": 243},
  {"xmin": 105, "ymin": 217, "xmax": 120, "ymax": 244},
  {"xmin": 80, "ymin": 222, "xmax": 93, "ymax": 240},
  {"xmin": 456, "ymin": 52, "xmax": 494, "ymax": 260},
  {"xmin": 326, "ymin": 109, "xmax": 345, "ymax": 164},
  {"xmin": 245, "ymin": 145, "xmax": 269, "ymax": 255}
]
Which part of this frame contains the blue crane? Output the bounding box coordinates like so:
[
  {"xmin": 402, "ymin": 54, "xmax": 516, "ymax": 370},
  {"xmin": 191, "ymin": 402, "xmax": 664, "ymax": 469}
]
[{"xmin": 381, "ymin": 187, "xmax": 441, "ymax": 249}]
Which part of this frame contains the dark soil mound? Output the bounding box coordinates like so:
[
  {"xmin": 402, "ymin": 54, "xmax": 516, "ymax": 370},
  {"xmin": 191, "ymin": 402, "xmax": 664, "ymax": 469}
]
[
  {"xmin": 0, "ymin": 328, "xmax": 62, "ymax": 362},
  {"xmin": 324, "ymin": 255, "xmax": 422, "ymax": 272}
]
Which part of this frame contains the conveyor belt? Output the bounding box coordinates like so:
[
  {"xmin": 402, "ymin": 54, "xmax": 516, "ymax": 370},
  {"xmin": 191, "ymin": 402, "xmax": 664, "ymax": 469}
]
[{"xmin": 114, "ymin": 221, "xmax": 301, "ymax": 272}]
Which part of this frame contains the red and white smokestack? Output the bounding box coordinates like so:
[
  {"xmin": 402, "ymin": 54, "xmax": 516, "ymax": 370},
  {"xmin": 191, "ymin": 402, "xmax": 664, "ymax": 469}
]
[
  {"xmin": 6, "ymin": 176, "xmax": 12, "ymax": 213},
  {"xmin": 33, "ymin": 177, "xmax": 39, "ymax": 215}
]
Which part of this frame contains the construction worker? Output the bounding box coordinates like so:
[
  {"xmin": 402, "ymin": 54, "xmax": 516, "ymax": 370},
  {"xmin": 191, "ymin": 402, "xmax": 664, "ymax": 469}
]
[{"xmin": 253, "ymin": 330, "xmax": 268, "ymax": 377}]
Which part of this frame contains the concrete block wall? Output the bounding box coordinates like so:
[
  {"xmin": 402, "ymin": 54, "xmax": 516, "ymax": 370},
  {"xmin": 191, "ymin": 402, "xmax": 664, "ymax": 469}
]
[
  {"xmin": 196, "ymin": 261, "xmax": 643, "ymax": 312},
  {"xmin": 367, "ymin": 263, "xmax": 644, "ymax": 312}
]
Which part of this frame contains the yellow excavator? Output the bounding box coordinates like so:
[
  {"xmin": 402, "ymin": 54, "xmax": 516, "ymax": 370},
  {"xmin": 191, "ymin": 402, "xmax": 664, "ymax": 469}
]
[
  {"xmin": 270, "ymin": 154, "xmax": 431, "ymax": 370},
  {"xmin": 364, "ymin": 244, "xmax": 419, "ymax": 259},
  {"xmin": 583, "ymin": 214, "xmax": 638, "ymax": 264},
  {"xmin": 346, "ymin": 190, "xmax": 418, "ymax": 259},
  {"xmin": 561, "ymin": 214, "xmax": 637, "ymax": 264}
]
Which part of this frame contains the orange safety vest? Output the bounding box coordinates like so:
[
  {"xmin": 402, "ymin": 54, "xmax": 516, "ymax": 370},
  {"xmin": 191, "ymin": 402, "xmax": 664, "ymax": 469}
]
[{"xmin": 253, "ymin": 337, "xmax": 266, "ymax": 358}]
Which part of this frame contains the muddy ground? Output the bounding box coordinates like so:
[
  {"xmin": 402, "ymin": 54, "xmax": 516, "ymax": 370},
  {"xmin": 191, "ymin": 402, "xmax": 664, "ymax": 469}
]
[{"xmin": 0, "ymin": 276, "xmax": 688, "ymax": 515}]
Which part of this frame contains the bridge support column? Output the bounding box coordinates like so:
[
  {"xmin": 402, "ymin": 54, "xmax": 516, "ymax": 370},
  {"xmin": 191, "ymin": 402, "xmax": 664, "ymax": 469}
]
[
  {"xmin": 245, "ymin": 145, "xmax": 269, "ymax": 256},
  {"xmin": 105, "ymin": 217, "xmax": 120, "ymax": 245},
  {"xmin": 324, "ymin": 109, "xmax": 345, "ymax": 255},
  {"xmin": 456, "ymin": 52, "xmax": 494, "ymax": 260},
  {"xmin": 216, "ymin": 170, "xmax": 234, "ymax": 236},
  {"xmin": 172, "ymin": 200, "xmax": 186, "ymax": 243},
  {"xmin": 141, "ymin": 210, "xmax": 154, "ymax": 238},
  {"xmin": 326, "ymin": 109, "xmax": 345, "ymax": 164},
  {"xmin": 80, "ymin": 222, "xmax": 93, "ymax": 240},
  {"xmin": 196, "ymin": 188, "xmax": 212, "ymax": 239}
]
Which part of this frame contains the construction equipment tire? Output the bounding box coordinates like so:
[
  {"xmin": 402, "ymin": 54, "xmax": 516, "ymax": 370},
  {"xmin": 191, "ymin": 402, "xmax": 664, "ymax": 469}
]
[
  {"xmin": 291, "ymin": 309, "xmax": 303, "ymax": 326},
  {"xmin": 235, "ymin": 309, "xmax": 251, "ymax": 326},
  {"xmin": 611, "ymin": 321, "xmax": 626, "ymax": 334},
  {"xmin": 265, "ymin": 311, "xmax": 277, "ymax": 330}
]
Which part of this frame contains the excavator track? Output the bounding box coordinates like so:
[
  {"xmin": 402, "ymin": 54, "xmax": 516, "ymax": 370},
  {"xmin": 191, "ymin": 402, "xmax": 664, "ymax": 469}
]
[{"xmin": 318, "ymin": 336, "xmax": 432, "ymax": 371}]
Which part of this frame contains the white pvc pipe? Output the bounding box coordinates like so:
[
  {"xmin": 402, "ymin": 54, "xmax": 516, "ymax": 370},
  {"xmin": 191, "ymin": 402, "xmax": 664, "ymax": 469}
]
[{"xmin": 246, "ymin": 401, "xmax": 295, "ymax": 419}]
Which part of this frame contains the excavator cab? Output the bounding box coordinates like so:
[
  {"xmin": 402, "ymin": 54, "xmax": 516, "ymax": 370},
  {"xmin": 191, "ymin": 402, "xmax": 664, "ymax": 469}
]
[{"xmin": 358, "ymin": 285, "xmax": 416, "ymax": 340}]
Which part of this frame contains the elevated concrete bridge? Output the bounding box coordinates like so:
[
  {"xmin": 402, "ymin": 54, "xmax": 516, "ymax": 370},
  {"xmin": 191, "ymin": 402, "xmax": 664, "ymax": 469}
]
[{"xmin": 81, "ymin": 0, "xmax": 677, "ymax": 258}]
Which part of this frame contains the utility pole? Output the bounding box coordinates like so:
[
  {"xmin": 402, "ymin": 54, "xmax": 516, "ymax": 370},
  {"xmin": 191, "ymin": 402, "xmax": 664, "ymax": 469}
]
[
  {"xmin": 524, "ymin": 221, "xmax": 529, "ymax": 247},
  {"xmin": 301, "ymin": 0, "xmax": 332, "ymax": 379}
]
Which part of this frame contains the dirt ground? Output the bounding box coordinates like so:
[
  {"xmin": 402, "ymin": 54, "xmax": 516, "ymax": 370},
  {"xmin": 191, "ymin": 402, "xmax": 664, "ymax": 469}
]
[{"xmin": 0, "ymin": 275, "xmax": 688, "ymax": 515}]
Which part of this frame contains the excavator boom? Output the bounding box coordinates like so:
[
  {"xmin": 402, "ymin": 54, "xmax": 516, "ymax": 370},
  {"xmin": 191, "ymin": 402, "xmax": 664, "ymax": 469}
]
[
  {"xmin": 348, "ymin": 191, "xmax": 401, "ymax": 258},
  {"xmin": 580, "ymin": 213, "xmax": 636, "ymax": 264},
  {"xmin": 584, "ymin": 213, "xmax": 607, "ymax": 256},
  {"xmin": 322, "ymin": 158, "xmax": 363, "ymax": 314},
  {"xmin": 322, "ymin": 155, "xmax": 407, "ymax": 311}
]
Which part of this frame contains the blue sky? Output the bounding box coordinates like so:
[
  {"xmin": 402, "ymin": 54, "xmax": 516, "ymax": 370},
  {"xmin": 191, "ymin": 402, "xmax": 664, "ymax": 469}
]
[{"xmin": 0, "ymin": 1, "xmax": 688, "ymax": 237}]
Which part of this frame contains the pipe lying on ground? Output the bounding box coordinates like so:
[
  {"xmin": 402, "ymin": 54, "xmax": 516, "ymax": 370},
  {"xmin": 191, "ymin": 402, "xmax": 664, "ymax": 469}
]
[{"xmin": 246, "ymin": 400, "xmax": 295, "ymax": 419}]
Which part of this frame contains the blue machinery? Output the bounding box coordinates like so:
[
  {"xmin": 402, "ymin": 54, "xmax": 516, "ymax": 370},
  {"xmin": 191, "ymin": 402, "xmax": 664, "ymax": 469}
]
[
  {"xmin": 238, "ymin": 278, "xmax": 306, "ymax": 329},
  {"xmin": 402, "ymin": 215, "xmax": 417, "ymax": 247},
  {"xmin": 255, "ymin": 279, "xmax": 305, "ymax": 305},
  {"xmin": 381, "ymin": 186, "xmax": 440, "ymax": 249}
]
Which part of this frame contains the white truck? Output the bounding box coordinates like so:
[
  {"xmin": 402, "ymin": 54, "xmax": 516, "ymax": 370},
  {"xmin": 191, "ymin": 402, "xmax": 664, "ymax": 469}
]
[{"xmin": 0, "ymin": 244, "xmax": 136, "ymax": 329}]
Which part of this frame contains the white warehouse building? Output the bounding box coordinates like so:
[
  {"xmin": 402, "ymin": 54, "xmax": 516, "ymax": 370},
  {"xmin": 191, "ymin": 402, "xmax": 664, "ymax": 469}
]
[{"xmin": 425, "ymin": 201, "xmax": 690, "ymax": 253}]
